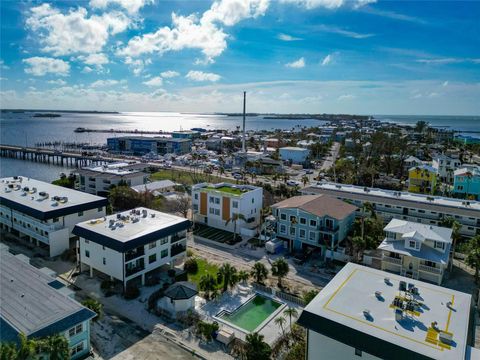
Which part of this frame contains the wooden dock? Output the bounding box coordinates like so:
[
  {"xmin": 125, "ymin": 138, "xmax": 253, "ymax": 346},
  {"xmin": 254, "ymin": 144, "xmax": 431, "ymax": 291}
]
[{"xmin": 0, "ymin": 144, "xmax": 125, "ymax": 167}]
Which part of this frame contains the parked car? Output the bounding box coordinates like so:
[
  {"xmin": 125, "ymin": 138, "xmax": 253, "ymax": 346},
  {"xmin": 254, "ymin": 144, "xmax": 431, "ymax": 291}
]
[
  {"xmin": 286, "ymin": 180, "xmax": 300, "ymax": 186},
  {"xmin": 233, "ymin": 173, "xmax": 243, "ymax": 180},
  {"xmin": 305, "ymin": 169, "xmax": 314, "ymax": 174}
]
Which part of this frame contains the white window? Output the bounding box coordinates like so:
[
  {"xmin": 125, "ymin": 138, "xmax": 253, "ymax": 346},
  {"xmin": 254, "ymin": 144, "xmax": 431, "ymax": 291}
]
[
  {"xmin": 289, "ymin": 227, "xmax": 296, "ymax": 236},
  {"xmin": 300, "ymin": 217, "xmax": 306, "ymax": 225},
  {"xmin": 215, "ymin": 197, "xmax": 220, "ymax": 204},
  {"xmin": 434, "ymin": 241, "xmax": 445, "ymax": 250},
  {"xmin": 68, "ymin": 324, "xmax": 83, "ymax": 337},
  {"xmin": 214, "ymin": 209, "xmax": 220, "ymax": 216},
  {"xmin": 299, "ymin": 229, "xmax": 306, "ymax": 238},
  {"xmin": 310, "ymin": 219, "xmax": 317, "ymax": 227},
  {"xmin": 78, "ymin": 211, "xmax": 84, "ymax": 217},
  {"xmin": 280, "ymin": 224, "xmax": 286, "ymax": 234},
  {"xmin": 193, "ymin": 204, "xmax": 198, "ymax": 211},
  {"xmin": 85, "ymin": 250, "xmax": 90, "ymax": 258},
  {"xmin": 160, "ymin": 237, "xmax": 169, "ymax": 245},
  {"xmin": 71, "ymin": 341, "xmax": 84, "ymax": 356},
  {"xmin": 232, "ymin": 201, "xmax": 238, "ymax": 209},
  {"xmin": 194, "ymin": 193, "xmax": 198, "ymax": 200},
  {"xmin": 209, "ymin": 207, "xmax": 215, "ymax": 214},
  {"xmin": 309, "ymin": 231, "xmax": 316, "ymax": 241},
  {"xmin": 290, "ymin": 216, "xmax": 296, "ymax": 222},
  {"xmin": 102, "ymin": 257, "xmax": 106, "ymax": 265},
  {"xmin": 280, "ymin": 213, "xmax": 286, "ymax": 220},
  {"xmin": 209, "ymin": 196, "xmax": 214, "ymax": 203},
  {"xmin": 149, "ymin": 242, "xmax": 156, "ymax": 249}
]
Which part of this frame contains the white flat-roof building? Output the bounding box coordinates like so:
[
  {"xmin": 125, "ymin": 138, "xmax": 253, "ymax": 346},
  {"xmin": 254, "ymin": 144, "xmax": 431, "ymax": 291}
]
[
  {"xmin": 298, "ymin": 263, "xmax": 474, "ymax": 360},
  {"xmin": 192, "ymin": 183, "xmax": 263, "ymax": 237},
  {"xmin": 432, "ymin": 154, "xmax": 462, "ymax": 184},
  {"xmin": 0, "ymin": 176, "xmax": 107, "ymax": 257},
  {"xmin": 379, "ymin": 219, "xmax": 452, "ymax": 285},
  {"xmin": 301, "ymin": 182, "xmax": 480, "ymax": 238},
  {"xmin": 131, "ymin": 180, "xmax": 177, "ymax": 196},
  {"xmin": 76, "ymin": 162, "xmax": 148, "ymax": 196},
  {"xmin": 73, "ymin": 208, "xmax": 189, "ymax": 290}
]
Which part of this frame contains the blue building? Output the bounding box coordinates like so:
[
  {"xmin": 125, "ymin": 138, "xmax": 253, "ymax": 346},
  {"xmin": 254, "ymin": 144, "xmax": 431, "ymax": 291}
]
[
  {"xmin": 107, "ymin": 136, "xmax": 191, "ymax": 156},
  {"xmin": 0, "ymin": 248, "xmax": 96, "ymax": 359},
  {"xmin": 171, "ymin": 130, "xmax": 200, "ymax": 140},
  {"xmin": 271, "ymin": 194, "xmax": 357, "ymax": 259},
  {"xmin": 454, "ymin": 167, "xmax": 480, "ymax": 200},
  {"xmin": 279, "ymin": 146, "xmax": 310, "ymax": 164}
]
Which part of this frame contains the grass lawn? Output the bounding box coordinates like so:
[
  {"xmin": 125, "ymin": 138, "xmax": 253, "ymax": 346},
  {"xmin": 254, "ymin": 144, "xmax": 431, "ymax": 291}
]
[
  {"xmin": 206, "ymin": 185, "xmax": 244, "ymax": 195},
  {"xmin": 150, "ymin": 169, "xmax": 234, "ymax": 186},
  {"xmin": 187, "ymin": 258, "xmax": 223, "ymax": 290}
]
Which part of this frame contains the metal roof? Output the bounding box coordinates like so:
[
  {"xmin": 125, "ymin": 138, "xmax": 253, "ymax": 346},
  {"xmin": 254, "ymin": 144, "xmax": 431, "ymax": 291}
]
[{"xmin": 0, "ymin": 251, "xmax": 95, "ymax": 342}]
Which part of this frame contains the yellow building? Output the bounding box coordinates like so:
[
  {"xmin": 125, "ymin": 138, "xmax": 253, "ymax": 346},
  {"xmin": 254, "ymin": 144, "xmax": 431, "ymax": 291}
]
[{"xmin": 408, "ymin": 165, "xmax": 437, "ymax": 194}]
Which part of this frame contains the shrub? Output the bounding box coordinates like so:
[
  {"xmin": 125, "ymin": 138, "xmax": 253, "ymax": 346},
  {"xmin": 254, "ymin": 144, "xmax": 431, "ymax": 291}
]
[
  {"xmin": 184, "ymin": 257, "xmax": 199, "ymax": 274},
  {"xmin": 186, "ymin": 249, "xmax": 194, "ymax": 257},
  {"xmin": 124, "ymin": 285, "xmax": 140, "ymax": 300},
  {"xmin": 196, "ymin": 321, "xmax": 219, "ymax": 341}
]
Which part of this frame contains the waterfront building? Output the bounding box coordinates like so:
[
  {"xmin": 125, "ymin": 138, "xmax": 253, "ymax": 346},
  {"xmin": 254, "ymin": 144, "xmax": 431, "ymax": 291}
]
[
  {"xmin": 279, "ymin": 146, "xmax": 310, "ymax": 164},
  {"xmin": 74, "ymin": 208, "xmax": 189, "ymax": 290},
  {"xmin": 192, "ymin": 182, "xmax": 262, "ymax": 237},
  {"xmin": 271, "ymin": 195, "xmax": 356, "ymax": 258},
  {"xmin": 301, "ymin": 182, "xmax": 480, "ymax": 238},
  {"xmin": 0, "ymin": 176, "xmax": 107, "ymax": 257},
  {"xmin": 408, "ymin": 165, "xmax": 437, "ymax": 194},
  {"xmin": 0, "ymin": 249, "xmax": 96, "ymax": 359},
  {"xmin": 76, "ymin": 162, "xmax": 148, "ymax": 196},
  {"xmin": 432, "ymin": 154, "xmax": 462, "ymax": 183},
  {"xmin": 454, "ymin": 167, "xmax": 480, "ymax": 200},
  {"xmin": 171, "ymin": 130, "xmax": 200, "ymax": 140},
  {"xmin": 107, "ymin": 136, "xmax": 191, "ymax": 156},
  {"xmin": 378, "ymin": 219, "xmax": 451, "ymax": 285},
  {"xmin": 297, "ymin": 262, "xmax": 474, "ymax": 360}
]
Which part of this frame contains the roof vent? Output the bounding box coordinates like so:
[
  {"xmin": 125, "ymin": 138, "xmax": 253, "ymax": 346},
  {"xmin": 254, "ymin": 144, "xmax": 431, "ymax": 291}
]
[
  {"xmin": 335, "ymin": 184, "xmax": 342, "ymax": 189},
  {"xmin": 150, "ymin": 213, "xmax": 155, "ymax": 218},
  {"xmin": 116, "ymin": 213, "xmax": 122, "ymax": 219},
  {"xmin": 132, "ymin": 217, "xmax": 139, "ymax": 223},
  {"xmin": 142, "ymin": 209, "xmax": 148, "ymax": 218},
  {"xmin": 58, "ymin": 197, "xmax": 68, "ymax": 204}
]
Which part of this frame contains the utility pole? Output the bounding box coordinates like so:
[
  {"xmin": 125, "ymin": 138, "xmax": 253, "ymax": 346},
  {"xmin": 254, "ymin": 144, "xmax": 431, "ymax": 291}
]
[{"xmin": 242, "ymin": 91, "xmax": 246, "ymax": 153}]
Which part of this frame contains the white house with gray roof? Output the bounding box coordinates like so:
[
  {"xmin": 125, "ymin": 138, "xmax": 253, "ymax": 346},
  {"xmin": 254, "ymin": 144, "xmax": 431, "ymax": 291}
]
[
  {"xmin": 378, "ymin": 219, "xmax": 452, "ymax": 285},
  {"xmin": 73, "ymin": 207, "xmax": 190, "ymax": 290},
  {"xmin": 0, "ymin": 176, "xmax": 107, "ymax": 257},
  {"xmin": 0, "ymin": 249, "xmax": 96, "ymax": 359}
]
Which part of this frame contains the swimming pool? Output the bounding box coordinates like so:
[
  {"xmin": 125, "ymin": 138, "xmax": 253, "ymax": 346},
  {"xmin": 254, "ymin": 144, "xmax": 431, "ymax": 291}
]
[{"xmin": 218, "ymin": 294, "xmax": 283, "ymax": 332}]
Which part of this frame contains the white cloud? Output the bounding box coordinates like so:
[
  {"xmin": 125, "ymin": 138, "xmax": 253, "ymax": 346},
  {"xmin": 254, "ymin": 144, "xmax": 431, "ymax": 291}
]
[
  {"xmin": 117, "ymin": 0, "xmax": 269, "ymax": 63},
  {"xmin": 442, "ymin": 81, "xmax": 449, "ymax": 87},
  {"xmin": 82, "ymin": 53, "xmax": 109, "ymax": 66},
  {"xmin": 82, "ymin": 66, "xmax": 94, "ymax": 73},
  {"xmin": 124, "ymin": 57, "xmax": 152, "ymax": 75},
  {"xmin": 321, "ymin": 54, "xmax": 332, "ymax": 66},
  {"xmin": 338, "ymin": 94, "xmax": 355, "ymax": 101},
  {"xmin": 89, "ymin": 0, "xmax": 153, "ymax": 15},
  {"xmin": 23, "ymin": 57, "xmax": 70, "ymax": 76},
  {"xmin": 186, "ymin": 70, "xmax": 221, "ymax": 82},
  {"xmin": 417, "ymin": 58, "xmax": 480, "ymax": 65},
  {"xmin": 143, "ymin": 76, "xmax": 163, "ymax": 87},
  {"xmin": 161, "ymin": 70, "xmax": 180, "ymax": 78},
  {"xmin": 280, "ymin": 0, "xmax": 375, "ymax": 10},
  {"xmin": 285, "ymin": 57, "xmax": 305, "ymax": 68},
  {"xmin": 48, "ymin": 79, "xmax": 67, "ymax": 85},
  {"xmin": 0, "ymin": 60, "xmax": 9, "ymax": 69},
  {"xmin": 316, "ymin": 24, "xmax": 374, "ymax": 39},
  {"xmin": 277, "ymin": 33, "xmax": 302, "ymax": 41},
  {"xmin": 26, "ymin": 3, "xmax": 130, "ymax": 56},
  {"xmin": 91, "ymin": 79, "xmax": 124, "ymax": 87}
]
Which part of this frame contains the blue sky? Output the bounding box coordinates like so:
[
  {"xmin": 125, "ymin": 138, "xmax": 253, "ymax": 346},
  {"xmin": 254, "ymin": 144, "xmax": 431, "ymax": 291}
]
[{"xmin": 0, "ymin": 0, "xmax": 479, "ymax": 114}]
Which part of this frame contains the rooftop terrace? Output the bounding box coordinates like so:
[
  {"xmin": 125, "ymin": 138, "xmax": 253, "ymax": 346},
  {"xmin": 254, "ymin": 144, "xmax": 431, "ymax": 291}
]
[
  {"xmin": 298, "ymin": 263, "xmax": 471, "ymax": 360},
  {"xmin": 194, "ymin": 182, "xmax": 261, "ymax": 196}
]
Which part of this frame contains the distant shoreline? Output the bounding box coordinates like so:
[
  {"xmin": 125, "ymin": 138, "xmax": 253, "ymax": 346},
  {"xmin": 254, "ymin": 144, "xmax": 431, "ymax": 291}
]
[{"xmin": 1, "ymin": 109, "xmax": 119, "ymax": 114}]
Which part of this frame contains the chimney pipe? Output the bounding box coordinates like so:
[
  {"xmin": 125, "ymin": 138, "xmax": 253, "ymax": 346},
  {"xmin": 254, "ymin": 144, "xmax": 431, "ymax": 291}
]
[{"xmin": 242, "ymin": 91, "xmax": 246, "ymax": 153}]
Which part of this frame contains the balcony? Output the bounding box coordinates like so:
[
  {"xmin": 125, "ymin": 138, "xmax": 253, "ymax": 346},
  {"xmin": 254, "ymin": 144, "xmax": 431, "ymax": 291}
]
[
  {"xmin": 382, "ymin": 255, "xmax": 402, "ymax": 265},
  {"xmin": 319, "ymin": 225, "xmax": 339, "ymax": 233},
  {"xmin": 125, "ymin": 247, "xmax": 145, "ymax": 262},
  {"xmin": 171, "ymin": 244, "xmax": 186, "ymax": 257},
  {"xmin": 125, "ymin": 258, "xmax": 145, "ymax": 277},
  {"xmin": 419, "ymin": 264, "xmax": 442, "ymax": 274},
  {"xmin": 171, "ymin": 232, "xmax": 186, "ymax": 243}
]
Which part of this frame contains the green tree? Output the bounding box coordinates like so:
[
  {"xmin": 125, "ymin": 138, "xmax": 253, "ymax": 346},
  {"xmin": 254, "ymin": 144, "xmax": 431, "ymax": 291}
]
[
  {"xmin": 301, "ymin": 175, "xmax": 309, "ymax": 187},
  {"xmin": 217, "ymin": 263, "xmax": 238, "ymax": 293},
  {"xmin": 351, "ymin": 235, "xmax": 366, "ymax": 263},
  {"xmin": 303, "ymin": 289, "xmax": 319, "ymax": 305},
  {"xmin": 108, "ymin": 185, "xmax": 145, "ymax": 211},
  {"xmin": 284, "ymin": 307, "xmax": 298, "ymax": 328},
  {"xmin": 251, "ymin": 262, "xmax": 268, "ymax": 284},
  {"xmin": 440, "ymin": 217, "xmax": 462, "ymax": 271},
  {"xmin": 271, "ymin": 258, "xmax": 289, "ymax": 288},
  {"xmin": 0, "ymin": 342, "xmax": 18, "ymax": 360},
  {"xmin": 225, "ymin": 213, "xmax": 247, "ymax": 243},
  {"xmin": 274, "ymin": 316, "xmax": 286, "ymax": 337},
  {"xmin": 465, "ymin": 235, "xmax": 480, "ymax": 284},
  {"xmin": 17, "ymin": 333, "xmax": 36, "ymax": 360},
  {"xmin": 82, "ymin": 298, "xmax": 103, "ymax": 322},
  {"xmin": 199, "ymin": 273, "xmax": 217, "ymax": 300},
  {"xmin": 39, "ymin": 334, "xmax": 69, "ymax": 360},
  {"xmin": 245, "ymin": 332, "xmax": 272, "ymax": 360},
  {"xmin": 237, "ymin": 270, "xmax": 250, "ymax": 284}
]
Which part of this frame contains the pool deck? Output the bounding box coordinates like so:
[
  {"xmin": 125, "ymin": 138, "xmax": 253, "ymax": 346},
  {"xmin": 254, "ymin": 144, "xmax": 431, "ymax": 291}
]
[{"xmin": 199, "ymin": 286, "xmax": 303, "ymax": 345}]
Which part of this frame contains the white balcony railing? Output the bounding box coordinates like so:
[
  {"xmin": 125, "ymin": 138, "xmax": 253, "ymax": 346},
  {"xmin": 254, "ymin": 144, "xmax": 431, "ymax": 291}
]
[
  {"xmin": 382, "ymin": 256, "xmax": 402, "ymax": 265},
  {"xmin": 419, "ymin": 264, "xmax": 442, "ymax": 274}
]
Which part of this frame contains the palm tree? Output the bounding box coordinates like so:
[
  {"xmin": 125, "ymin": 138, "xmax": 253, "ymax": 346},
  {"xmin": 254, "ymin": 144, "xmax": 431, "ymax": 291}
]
[
  {"xmin": 251, "ymin": 262, "xmax": 268, "ymax": 284},
  {"xmin": 41, "ymin": 334, "xmax": 69, "ymax": 360},
  {"xmin": 271, "ymin": 258, "xmax": 289, "ymax": 288},
  {"xmin": 274, "ymin": 316, "xmax": 286, "ymax": 336},
  {"xmin": 284, "ymin": 307, "xmax": 298, "ymax": 328},
  {"xmin": 225, "ymin": 213, "xmax": 247, "ymax": 243},
  {"xmin": 440, "ymin": 217, "xmax": 461, "ymax": 271},
  {"xmin": 465, "ymin": 235, "xmax": 480, "ymax": 284},
  {"xmin": 17, "ymin": 333, "xmax": 36, "ymax": 360},
  {"xmin": 217, "ymin": 263, "xmax": 238, "ymax": 292},
  {"xmin": 301, "ymin": 175, "xmax": 309, "ymax": 187},
  {"xmin": 351, "ymin": 235, "xmax": 366, "ymax": 263},
  {"xmin": 245, "ymin": 332, "xmax": 272, "ymax": 360},
  {"xmin": 82, "ymin": 298, "xmax": 103, "ymax": 322},
  {"xmin": 237, "ymin": 270, "xmax": 250, "ymax": 285},
  {"xmin": 199, "ymin": 273, "xmax": 217, "ymax": 300},
  {"xmin": 0, "ymin": 342, "xmax": 18, "ymax": 359}
]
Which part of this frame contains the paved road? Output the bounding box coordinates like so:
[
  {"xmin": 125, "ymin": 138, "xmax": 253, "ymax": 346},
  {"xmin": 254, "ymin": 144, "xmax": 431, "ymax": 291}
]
[{"xmin": 320, "ymin": 142, "xmax": 340, "ymax": 172}]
